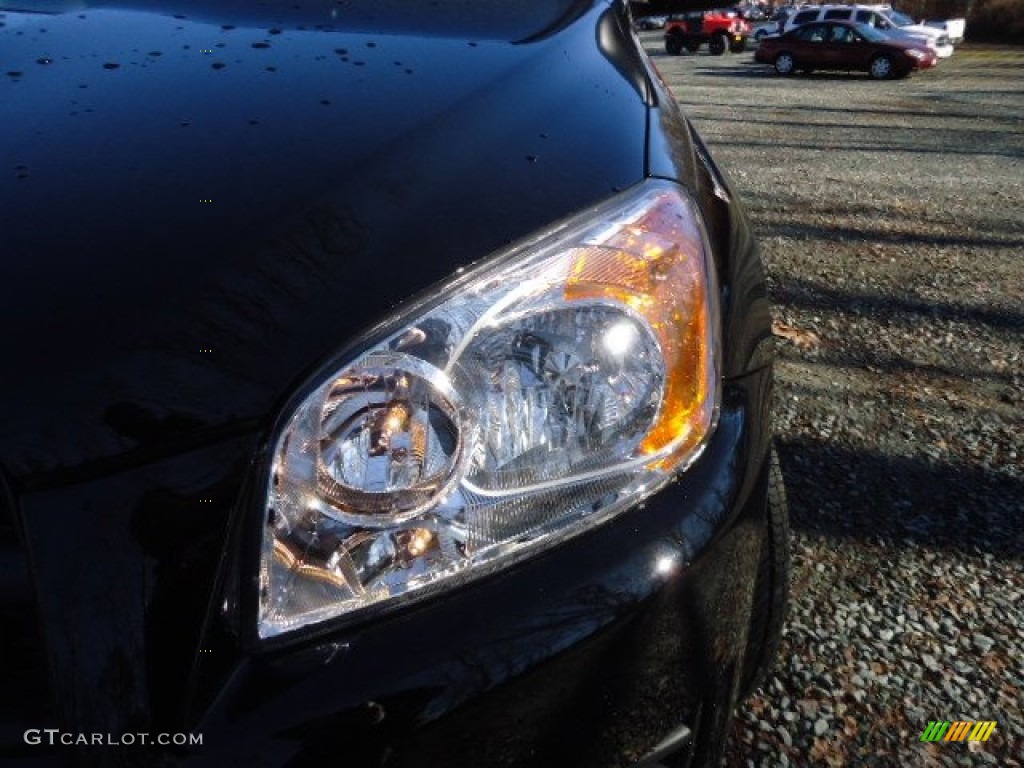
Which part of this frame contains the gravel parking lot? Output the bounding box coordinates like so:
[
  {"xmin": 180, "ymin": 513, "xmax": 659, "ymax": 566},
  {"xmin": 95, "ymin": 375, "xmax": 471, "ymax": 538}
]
[{"xmin": 639, "ymin": 35, "xmax": 1023, "ymax": 766}]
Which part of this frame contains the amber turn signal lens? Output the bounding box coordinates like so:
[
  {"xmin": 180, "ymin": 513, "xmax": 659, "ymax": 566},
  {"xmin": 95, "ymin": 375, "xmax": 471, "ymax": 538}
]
[{"xmin": 565, "ymin": 188, "xmax": 714, "ymax": 463}]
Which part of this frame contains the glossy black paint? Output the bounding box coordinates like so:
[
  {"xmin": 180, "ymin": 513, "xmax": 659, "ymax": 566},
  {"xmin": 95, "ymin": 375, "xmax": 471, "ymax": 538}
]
[
  {"xmin": 2, "ymin": 0, "xmax": 647, "ymax": 480},
  {"xmin": 1, "ymin": 0, "xmax": 776, "ymax": 765}
]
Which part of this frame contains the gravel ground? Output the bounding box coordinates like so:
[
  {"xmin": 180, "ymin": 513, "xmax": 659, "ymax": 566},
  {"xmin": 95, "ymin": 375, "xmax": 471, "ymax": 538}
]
[{"xmin": 640, "ymin": 36, "xmax": 1023, "ymax": 766}]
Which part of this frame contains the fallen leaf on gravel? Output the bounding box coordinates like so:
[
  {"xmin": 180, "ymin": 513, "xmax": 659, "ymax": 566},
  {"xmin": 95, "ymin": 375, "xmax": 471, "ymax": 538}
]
[
  {"xmin": 809, "ymin": 736, "xmax": 844, "ymax": 766},
  {"xmin": 981, "ymin": 654, "xmax": 1005, "ymax": 675},
  {"xmin": 798, "ymin": 698, "xmax": 821, "ymax": 714},
  {"xmin": 772, "ymin": 321, "xmax": 820, "ymax": 349}
]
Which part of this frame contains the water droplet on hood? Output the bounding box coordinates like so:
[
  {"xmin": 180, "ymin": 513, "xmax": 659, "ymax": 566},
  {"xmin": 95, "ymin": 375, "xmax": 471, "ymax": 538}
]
[
  {"xmin": 36, "ymin": 57, "xmax": 53, "ymax": 65},
  {"xmin": 102, "ymin": 62, "xmax": 120, "ymax": 70}
]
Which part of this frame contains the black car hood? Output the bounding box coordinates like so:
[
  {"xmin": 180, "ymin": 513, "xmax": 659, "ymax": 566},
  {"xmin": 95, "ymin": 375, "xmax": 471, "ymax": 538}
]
[
  {"xmin": 1, "ymin": 0, "xmax": 596, "ymax": 42},
  {"xmin": 1, "ymin": 0, "xmax": 650, "ymax": 482}
]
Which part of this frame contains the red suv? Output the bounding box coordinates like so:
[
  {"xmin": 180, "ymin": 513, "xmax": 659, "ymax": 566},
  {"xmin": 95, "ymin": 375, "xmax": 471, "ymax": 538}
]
[{"xmin": 665, "ymin": 10, "xmax": 751, "ymax": 55}]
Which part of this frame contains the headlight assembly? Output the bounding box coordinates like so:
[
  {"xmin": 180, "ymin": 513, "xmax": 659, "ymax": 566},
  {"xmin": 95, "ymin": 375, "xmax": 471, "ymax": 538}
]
[{"xmin": 257, "ymin": 180, "xmax": 720, "ymax": 638}]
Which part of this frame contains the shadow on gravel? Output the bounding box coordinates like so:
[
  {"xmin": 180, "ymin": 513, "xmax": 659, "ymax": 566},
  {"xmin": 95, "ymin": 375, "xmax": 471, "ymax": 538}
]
[
  {"xmin": 696, "ymin": 117, "xmax": 1024, "ymax": 156},
  {"xmin": 774, "ymin": 275, "xmax": 1024, "ymax": 333},
  {"xmin": 716, "ymin": 102, "xmax": 1024, "ymax": 126},
  {"xmin": 762, "ymin": 219, "xmax": 1024, "ymax": 251},
  {"xmin": 710, "ymin": 137, "xmax": 1024, "ymax": 160},
  {"xmin": 688, "ymin": 67, "xmax": 935, "ymax": 83},
  {"xmin": 688, "ymin": 65, "xmax": 776, "ymax": 78},
  {"xmin": 761, "ymin": 211, "xmax": 1024, "ymax": 247},
  {"xmin": 700, "ymin": 100, "xmax": 1024, "ymax": 126},
  {"xmin": 776, "ymin": 436, "xmax": 1023, "ymax": 558},
  {"xmin": 776, "ymin": 344, "xmax": 1018, "ymax": 388}
]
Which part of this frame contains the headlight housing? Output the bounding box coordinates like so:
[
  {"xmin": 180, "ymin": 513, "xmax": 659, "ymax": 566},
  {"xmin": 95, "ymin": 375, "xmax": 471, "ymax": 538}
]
[{"xmin": 258, "ymin": 180, "xmax": 720, "ymax": 639}]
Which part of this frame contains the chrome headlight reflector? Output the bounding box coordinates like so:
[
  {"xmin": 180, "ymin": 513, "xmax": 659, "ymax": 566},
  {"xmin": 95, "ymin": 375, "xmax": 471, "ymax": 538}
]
[{"xmin": 258, "ymin": 181, "xmax": 720, "ymax": 638}]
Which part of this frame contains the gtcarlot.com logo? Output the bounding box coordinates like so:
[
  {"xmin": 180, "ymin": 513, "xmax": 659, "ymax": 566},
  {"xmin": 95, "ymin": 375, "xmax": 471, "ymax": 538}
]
[{"xmin": 24, "ymin": 730, "xmax": 203, "ymax": 747}]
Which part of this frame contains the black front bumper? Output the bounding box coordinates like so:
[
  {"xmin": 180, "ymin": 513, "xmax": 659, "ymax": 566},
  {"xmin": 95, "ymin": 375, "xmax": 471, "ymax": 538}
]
[{"xmin": 4, "ymin": 368, "xmax": 772, "ymax": 768}]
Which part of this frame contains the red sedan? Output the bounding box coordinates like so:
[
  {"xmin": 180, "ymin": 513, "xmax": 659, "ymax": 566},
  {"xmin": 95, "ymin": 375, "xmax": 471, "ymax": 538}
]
[{"xmin": 755, "ymin": 20, "xmax": 938, "ymax": 79}]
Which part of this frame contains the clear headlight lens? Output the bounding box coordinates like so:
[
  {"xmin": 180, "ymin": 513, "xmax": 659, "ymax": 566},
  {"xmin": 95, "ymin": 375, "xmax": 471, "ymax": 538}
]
[
  {"xmin": 908, "ymin": 48, "xmax": 927, "ymax": 59},
  {"xmin": 258, "ymin": 181, "xmax": 720, "ymax": 638}
]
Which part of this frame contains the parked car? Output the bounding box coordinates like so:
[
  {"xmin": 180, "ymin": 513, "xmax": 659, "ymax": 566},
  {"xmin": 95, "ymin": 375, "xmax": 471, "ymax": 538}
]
[
  {"xmin": 871, "ymin": 6, "xmax": 956, "ymax": 56},
  {"xmin": 923, "ymin": 17, "xmax": 966, "ymax": 44},
  {"xmin": 2, "ymin": 0, "xmax": 788, "ymax": 766},
  {"xmin": 752, "ymin": 19, "xmax": 782, "ymax": 41},
  {"xmin": 779, "ymin": 4, "xmax": 955, "ymax": 57},
  {"xmin": 755, "ymin": 19, "xmax": 938, "ymax": 78},
  {"xmin": 635, "ymin": 13, "xmax": 669, "ymax": 29},
  {"xmin": 750, "ymin": 6, "xmax": 794, "ymax": 41},
  {"xmin": 665, "ymin": 9, "xmax": 752, "ymax": 55}
]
